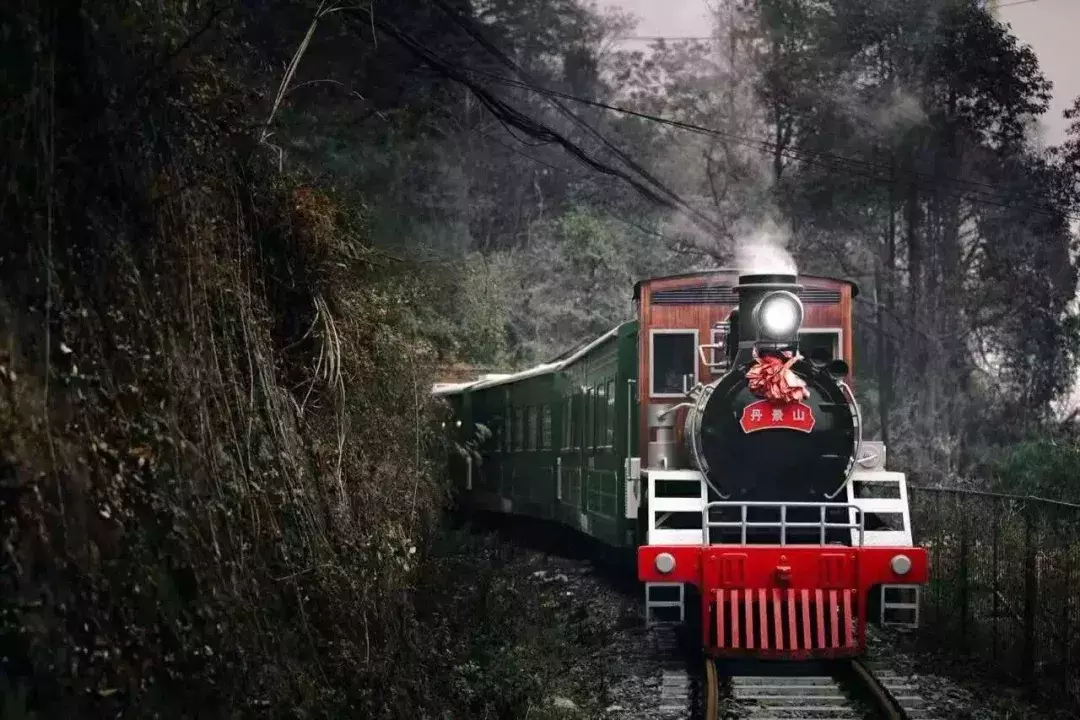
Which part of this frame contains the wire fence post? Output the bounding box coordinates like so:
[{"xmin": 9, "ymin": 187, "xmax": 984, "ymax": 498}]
[
  {"xmin": 990, "ymin": 498, "xmax": 1000, "ymax": 664},
  {"xmin": 901, "ymin": 484, "xmax": 1080, "ymax": 711},
  {"xmin": 958, "ymin": 511, "xmax": 970, "ymax": 653},
  {"xmin": 1022, "ymin": 508, "xmax": 1038, "ymax": 699},
  {"xmin": 1062, "ymin": 550, "xmax": 1072, "ymax": 704}
]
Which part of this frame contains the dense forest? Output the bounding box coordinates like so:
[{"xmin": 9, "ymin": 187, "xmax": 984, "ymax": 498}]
[{"xmin": 2, "ymin": 0, "xmax": 1079, "ymax": 717}]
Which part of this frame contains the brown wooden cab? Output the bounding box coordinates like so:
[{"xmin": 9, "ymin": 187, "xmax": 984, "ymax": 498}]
[{"xmin": 633, "ymin": 270, "xmax": 857, "ymax": 459}]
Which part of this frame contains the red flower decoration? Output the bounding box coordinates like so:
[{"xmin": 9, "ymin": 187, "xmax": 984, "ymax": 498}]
[{"xmin": 745, "ymin": 349, "xmax": 809, "ymax": 404}]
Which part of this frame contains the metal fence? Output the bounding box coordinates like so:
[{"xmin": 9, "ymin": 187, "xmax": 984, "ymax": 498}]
[{"xmin": 909, "ymin": 486, "xmax": 1080, "ymax": 710}]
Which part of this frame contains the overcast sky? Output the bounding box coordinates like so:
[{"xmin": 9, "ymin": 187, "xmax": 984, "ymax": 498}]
[{"xmin": 606, "ymin": 0, "xmax": 1078, "ymax": 145}]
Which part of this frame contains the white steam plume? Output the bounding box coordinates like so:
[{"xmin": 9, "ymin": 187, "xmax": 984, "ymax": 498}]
[{"xmin": 734, "ymin": 218, "xmax": 798, "ymax": 275}]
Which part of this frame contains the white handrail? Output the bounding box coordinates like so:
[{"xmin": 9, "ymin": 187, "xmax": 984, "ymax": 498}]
[
  {"xmin": 697, "ymin": 341, "xmax": 729, "ymax": 371},
  {"xmin": 702, "ymin": 501, "xmax": 865, "ymax": 546}
]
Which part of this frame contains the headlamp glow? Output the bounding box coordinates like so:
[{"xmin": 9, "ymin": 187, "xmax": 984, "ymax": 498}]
[{"xmin": 755, "ymin": 291, "xmax": 803, "ymax": 339}]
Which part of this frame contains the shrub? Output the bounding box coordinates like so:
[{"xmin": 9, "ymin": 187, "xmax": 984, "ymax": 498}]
[{"xmin": 0, "ymin": 3, "xmax": 452, "ymax": 716}]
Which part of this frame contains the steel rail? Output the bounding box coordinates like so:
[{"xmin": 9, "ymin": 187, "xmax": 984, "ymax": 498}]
[
  {"xmin": 702, "ymin": 656, "xmax": 927, "ymax": 720},
  {"xmin": 850, "ymin": 658, "xmax": 906, "ymax": 720}
]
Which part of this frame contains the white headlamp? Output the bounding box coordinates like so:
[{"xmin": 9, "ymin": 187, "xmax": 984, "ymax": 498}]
[{"xmin": 754, "ymin": 291, "xmax": 803, "ymax": 339}]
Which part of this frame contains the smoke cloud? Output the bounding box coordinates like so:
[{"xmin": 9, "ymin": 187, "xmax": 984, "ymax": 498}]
[
  {"xmin": 873, "ymin": 87, "xmax": 926, "ymax": 132},
  {"xmin": 734, "ymin": 218, "xmax": 798, "ymax": 275}
]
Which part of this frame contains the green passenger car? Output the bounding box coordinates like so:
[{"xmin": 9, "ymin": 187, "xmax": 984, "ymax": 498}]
[{"xmin": 434, "ymin": 321, "xmax": 641, "ymax": 550}]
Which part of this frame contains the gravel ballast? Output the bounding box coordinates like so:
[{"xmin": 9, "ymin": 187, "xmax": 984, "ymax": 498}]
[{"xmin": 488, "ymin": 539, "xmax": 1065, "ymax": 719}]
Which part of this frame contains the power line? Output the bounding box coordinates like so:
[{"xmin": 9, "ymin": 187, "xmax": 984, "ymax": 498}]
[
  {"xmin": 466, "ymin": 123, "xmax": 729, "ymax": 254},
  {"xmin": 425, "ymin": 0, "xmax": 734, "ymax": 241},
  {"xmin": 615, "ymin": 3, "xmax": 1042, "ymax": 35},
  {"xmin": 429, "ymin": 0, "xmax": 1066, "ymax": 230},
  {"xmin": 465, "ymin": 65, "xmax": 1025, "ymax": 202},
  {"xmin": 457, "ymin": 65, "xmax": 1078, "ymax": 221},
  {"xmin": 348, "ymin": 12, "xmax": 703, "ymax": 220},
  {"xmin": 348, "ymin": 2, "xmax": 1072, "ymax": 224},
  {"xmin": 435, "ymin": 106, "xmax": 716, "ymax": 256},
  {"xmin": 615, "ymin": 36, "xmax": 717, "ymax": 41}
]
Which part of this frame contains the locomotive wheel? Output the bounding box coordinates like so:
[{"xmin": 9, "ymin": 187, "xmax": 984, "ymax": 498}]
[{"xmin": 703, "ymin": 655, "xmax": 718, "ymax": 720}]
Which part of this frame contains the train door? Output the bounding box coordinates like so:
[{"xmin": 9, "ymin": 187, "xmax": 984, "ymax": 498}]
[
  {"xmin": 622, "ymin": 372, "xmax": 640, "ymax": 547},
  {"xmin": 557, "ymin": 389, "xmax": 583, "ymax": 527},
  {"xmin": 479, "ymin": 391, "xmax": 497, "ymax": 498},
  {"xmin": 587, "ymin": 374, "xmax": 621, "ymax": 542},
  {"xmin": 501, "ymin": 388, "xmax": 516, "ymax": 508}
]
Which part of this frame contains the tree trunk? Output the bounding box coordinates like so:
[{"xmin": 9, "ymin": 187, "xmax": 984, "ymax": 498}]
[
  {"xmin": 905, "ymin": 174, "xmax": 922, "ymax": 375},
  {"xmin": 876, "ymin": 171, "xmax": 897, "ymax": 446}
]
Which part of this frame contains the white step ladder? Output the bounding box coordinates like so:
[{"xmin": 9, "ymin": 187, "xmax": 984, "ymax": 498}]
[
  {"xmin": 643, "ymin": 469, "xmax": 707, "ymax": 624},
  {"xmin": 846, "ymin": 442, "xmax": 921, "ymax": 628},
  {"xmin": 846, "ymin": 468, "xmax": 913, "ymax": 546},
  {"xmin": 880, "ymin": 585, "xmax": 920, "ymax": 628},
  {"xmin": 645, "ymin": 583, "xmax": 686, "ymax": 624},
  {"xmin": 646, "ymin": 468, "xmax": 708, "ymax": 545}
]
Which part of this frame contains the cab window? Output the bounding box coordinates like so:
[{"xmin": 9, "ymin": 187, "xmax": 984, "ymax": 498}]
[
  {"xmin": 650, "ymin": 330, "xmax": 698, "ymax": 396},
  {"xmin": 799, "ymin": 331, "xmax": 841, "ymax": 362}
]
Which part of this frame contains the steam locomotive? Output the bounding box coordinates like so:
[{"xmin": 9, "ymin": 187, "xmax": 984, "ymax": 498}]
[{"xmin": 435, "ymin": 270, "xmax": 927, "ymax": 662}]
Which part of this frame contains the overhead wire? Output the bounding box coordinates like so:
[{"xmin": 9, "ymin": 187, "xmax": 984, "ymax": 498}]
[
  {"xmin": 377, "ymin": 20, "xmax": 689, "ymax": 209},
  {"xmin": 600, "ymin": 2, "xmax": 1056, "ymax": 211},
  {"xmin": 403, "ymin": 0, "xmax": 1058, "ymax": 214},
  {"xmin": 432, "ymin": 107, "xmax": 710, "ymax": 254},
  {"xmin": 351, "ymin": 10, "xmax": 733, "ymax": 228},
  {"xmin": 423, "ymin": 75, "xmax": 703, "ymax": 252},
  {"xmin": 425, "ymin": 0, "xmax": 733, "ymax": 239},
  {"xmin": 457, "ymin": 64, "xmax": 1077, "ymax": 221},
  {"xmin": 346, "ymin": 1, "xmax": 1074, "ymax": 225}
]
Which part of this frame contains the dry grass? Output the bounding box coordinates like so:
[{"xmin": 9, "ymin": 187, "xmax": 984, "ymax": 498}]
[{"xmin": 0, "ymin": 2, "xmax": 500, "ymax": 717}]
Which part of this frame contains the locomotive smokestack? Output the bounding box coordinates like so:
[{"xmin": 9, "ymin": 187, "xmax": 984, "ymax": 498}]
[{"xmin": 733, "ymin": 273, "xmax": 804, "ymax": 365}]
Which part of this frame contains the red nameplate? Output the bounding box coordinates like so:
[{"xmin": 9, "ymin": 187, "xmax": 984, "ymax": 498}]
[{"xmin": 739, "ymin": 399, "xmax": 815, "ymax": 434}]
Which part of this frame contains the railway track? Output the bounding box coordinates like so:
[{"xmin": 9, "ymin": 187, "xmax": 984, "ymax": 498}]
[
  {"xmin": 701, "ymin": 656, "xmax": 940, "ymax": 720},
  {"xmin": 462, "ymin": 514, "xmax": 941, "ymax": 720}
]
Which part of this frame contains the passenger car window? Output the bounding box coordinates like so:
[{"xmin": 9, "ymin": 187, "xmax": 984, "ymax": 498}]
[
  {"xmin": 528, "ymin": 406, "xmax": 538, "ymax": 450},
  {"xmin": 586, "ymin": 389, "xmax": 594, "ymax": 448},
  {"xmin": 572, "ymin": 394, "xmax": 580, "ymax": 449},
  {"xmin": 542, "ymin": 406, "xmax": 552, "ymax": 449},
  {"xmin": 595, "ymin": 384, "xmax": 605, "ymax": 447},
  {"xmin": 513, "ymin": 408, "xmax": 523, "ymax": 450}
]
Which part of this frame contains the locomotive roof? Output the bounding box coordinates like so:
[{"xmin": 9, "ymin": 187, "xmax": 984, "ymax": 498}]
[
  {"xmin": 431, "ymin": 323, "xmax": 628, "ymax": 397},
  {"xmin": 631, "ymin": 270, "xmax": 860, "ymax": 300},
  {"xmin": 434, "ymin": 273, "xmax": 860, "ymax": 398}
]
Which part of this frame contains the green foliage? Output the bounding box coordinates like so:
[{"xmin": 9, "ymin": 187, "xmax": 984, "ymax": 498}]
[
  {"xmin": 1062, "ymin": 96, "xmax": 1080, "ymax": 202},
  {"xmin": 497, "ymin": 204, "xmax": 683, "ymax": 362},
  {"xmin": 727, "ymin": 0, "xmax": 1080, "ymax": 469},
  {"xmin": 600, "ymin": 0, "xmax": 1080, "ymax": 475},
  {"xmin": 986, "ymin": 438, "xmax": 1080, "ymax": 503},
  {"xmin": 449, "ymin": 255, "xmax": 518, "ymax": 365},
  {"xmin": 909, "ymin": 486, "xmax": 1080, "ymax": 715},
  {"xmin": 2, "ymin": 0, "xmax": 671, "ymax": 715},
  {"xmin": 0, "ymin": 1, "xmax": 544, "ymax": 717},
  {"xmin": 409, "ymin": 529, "xmax": 605, "ymax": 719}
]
